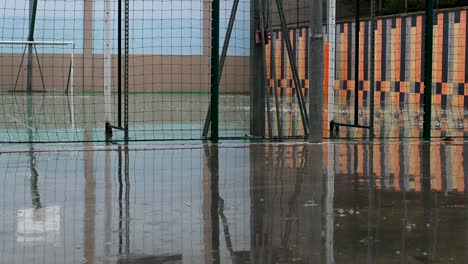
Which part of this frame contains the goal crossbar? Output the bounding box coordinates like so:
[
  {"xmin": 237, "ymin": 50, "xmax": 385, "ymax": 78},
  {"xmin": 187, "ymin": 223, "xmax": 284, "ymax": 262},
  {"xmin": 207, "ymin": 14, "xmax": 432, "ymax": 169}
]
[{"xmin": 0, "ymin": 41, "xmax": 74, "ymax": 46}]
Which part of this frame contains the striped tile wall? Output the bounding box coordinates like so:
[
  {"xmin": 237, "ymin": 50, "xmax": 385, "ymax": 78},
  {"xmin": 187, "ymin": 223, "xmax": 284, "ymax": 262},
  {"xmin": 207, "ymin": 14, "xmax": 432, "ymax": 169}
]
[
  {"xmin": 331, "ymin": 142, "xmax": 466, "ymax": 193},
  {"xmin": 266, "ymin": 8, "xmax": 468, "ymax": 138}
]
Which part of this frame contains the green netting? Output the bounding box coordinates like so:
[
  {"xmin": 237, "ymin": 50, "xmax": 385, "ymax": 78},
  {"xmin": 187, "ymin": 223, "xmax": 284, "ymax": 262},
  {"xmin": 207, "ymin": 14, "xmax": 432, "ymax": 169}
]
[
  {"xmin": 0, "ymin": 1, "xmax": 467, "ymax": 142},
  {"xmin": 0, "ymin": 0, "xmax": 252, "ymax": 143}
]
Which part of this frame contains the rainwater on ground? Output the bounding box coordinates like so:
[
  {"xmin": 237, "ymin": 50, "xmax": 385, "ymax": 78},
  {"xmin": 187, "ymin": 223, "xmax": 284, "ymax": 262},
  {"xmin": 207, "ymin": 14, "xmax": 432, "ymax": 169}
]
[{"xmin": 0, "ymin": 140, "xmax": 467, "ymax": 263}]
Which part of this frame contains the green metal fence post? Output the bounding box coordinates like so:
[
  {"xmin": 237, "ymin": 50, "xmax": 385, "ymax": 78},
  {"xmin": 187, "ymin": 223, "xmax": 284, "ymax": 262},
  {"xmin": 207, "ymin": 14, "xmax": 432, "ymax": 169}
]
[
  {"xmin": 308, "ymin": 0, "xmax": 324, "ymax": 143},
  {"xmin": 27, "ymin": 0, "xmax": 38, "ymax": 96},
  {"xmin": 211, "ymin": 0, "xmax": 220, "ymax": 143},
  {"xmin": 250, "ymin": 0, "xmax": 266, "ymax": 138},
  {"xmin": 423, "ymin": 0, "xmax": 434, "ymax": 141}
]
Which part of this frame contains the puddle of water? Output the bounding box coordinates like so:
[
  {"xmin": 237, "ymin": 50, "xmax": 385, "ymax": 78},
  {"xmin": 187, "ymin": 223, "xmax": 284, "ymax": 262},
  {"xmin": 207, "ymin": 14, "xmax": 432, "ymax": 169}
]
[{"xmin": 0, "ymin": 141, "xmax": 467, "ymax": 263}]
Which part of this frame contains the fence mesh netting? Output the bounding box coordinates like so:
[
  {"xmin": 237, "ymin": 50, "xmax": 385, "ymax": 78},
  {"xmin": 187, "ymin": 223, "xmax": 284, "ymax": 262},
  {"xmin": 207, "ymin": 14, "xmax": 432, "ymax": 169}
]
[{"xmin": 0, "ymin": 1, "xmax": 467, "ymax": 142}]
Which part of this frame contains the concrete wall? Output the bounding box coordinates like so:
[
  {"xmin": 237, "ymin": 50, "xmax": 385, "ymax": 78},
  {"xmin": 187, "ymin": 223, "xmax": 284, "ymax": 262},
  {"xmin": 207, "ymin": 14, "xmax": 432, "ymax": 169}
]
[{"xmin": 0, "ymin": 53, "xmax": 249, "ymax": 93}]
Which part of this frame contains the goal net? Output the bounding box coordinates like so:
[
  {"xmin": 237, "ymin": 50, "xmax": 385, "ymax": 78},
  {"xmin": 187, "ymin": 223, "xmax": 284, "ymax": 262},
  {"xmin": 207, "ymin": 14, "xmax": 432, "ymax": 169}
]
[
  {"xmin": 0, "ymin": 41, "xmax": 77, "ymax": 142},
  {"xmin": 0, "ymin": 40, "xmax": 75, "ymax": 93}
]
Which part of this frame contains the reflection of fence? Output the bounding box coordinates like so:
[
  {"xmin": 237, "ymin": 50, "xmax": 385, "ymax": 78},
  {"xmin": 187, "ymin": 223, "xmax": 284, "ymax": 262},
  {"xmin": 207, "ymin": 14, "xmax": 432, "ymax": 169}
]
[
  {"xmin": 0, "ymin": 143, "xmax": 467, "ymax": 262},
  {"xmin": 259, "ymin": 142, "xmax": 467, "ymax": 193},
  {"xmin": 331, "ymin": 142, "xmax": 466, "ymax": 193},
  {"xmin": 267, "ymin": 7, "xmax": 468, "ymax": 138}
]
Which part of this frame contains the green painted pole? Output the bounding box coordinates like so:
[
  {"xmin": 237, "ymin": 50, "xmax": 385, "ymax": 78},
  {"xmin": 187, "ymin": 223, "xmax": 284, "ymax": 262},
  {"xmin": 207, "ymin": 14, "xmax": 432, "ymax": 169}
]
[
  {"xmin": 210, "ymin": 0, "xmax": 220, "ymax": 143},
  {"xmin": 28, "ymin": 0, "xmax": 38, "ymax": 42},
  {"xmin": 27, "ymin": 0, "xmax": 38, "ymax": 96},
  {"xmin": 27, "ymin": 0, "xmax": 38, "ymax": 141},
  {"xmin": 423, "ymin": 0, "xmax": 434, "ymax": 141},
  {"xmin": 308, "ymin": 0, "xmax": 324, "ymax": 143}
]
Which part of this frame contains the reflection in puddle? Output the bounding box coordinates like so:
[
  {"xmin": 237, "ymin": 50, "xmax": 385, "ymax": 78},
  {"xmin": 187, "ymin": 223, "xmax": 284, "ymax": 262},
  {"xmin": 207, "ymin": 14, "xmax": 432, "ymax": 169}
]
[
  {"xmin": 1, "ymin": 141, "xmax": 468, "ymax": 263},
  {"xmin": 16, "ymin": 146, "xmax": 61, "ymax": 245},
  {"xmin": 16, "ymin": 206, "xmax": 61, "ymax": 244}
]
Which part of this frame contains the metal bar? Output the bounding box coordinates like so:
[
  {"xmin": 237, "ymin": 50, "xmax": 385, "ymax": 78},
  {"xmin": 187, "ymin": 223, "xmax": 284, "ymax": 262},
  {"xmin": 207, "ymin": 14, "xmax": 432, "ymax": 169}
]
[
  {"xmin": 219, "ymin": 0, "xmax": 239, "ymax": 78},
  {"xmin": 211, "ymin": 0, "xmax": 220, "ymax": 143},
  {"xmin": 104, "ymin": 0, "xmax": 112, "ymax": 123},
  {"xmin": 271, "ymin": 32, "xmax": 282, "ymax": 138},
  {"xmin": 267, "ymin": 0, "xmax": 282, "ymax": 137},
  {"xmin": 118, "ymin": 0, "xmax": 122, "ymax": 128},
  {"xmin": 354, "ymin": 0, "xmax": 360, "ymax": 126},
  {"xmin": 27, "ymin": 0, "xmax": 38, "ymax": 42},
  {"xmin": 27, "ymin": 0, "xmax": 39, "ymax": 95},
  {"xmin": 266, "ymin": 0, "xmax": 283, "ymax": 138},
  {"xmin": 110, "ymin": 125, "xmax": 126, "ymax": 131},
  {"xmin": 203, "ymin": 0, "xmax": 240, "ymax": 139},
  {"xmin": 0, "ymin": 41, "xmax": 73, "ymax": 45},
  {"xmin": 369, "ymin": 0, "xmax": 376, "ymax": 138},
  {"xmin": 70, "ymin": 45, "xmax": 75, "ymax": 129},
  {"xmin": 33, "ymin": 45, "xmax": 46, "ymax": 92},
  {"xmin": 13, "ymin": 45, "xmax": 28, "ymax": 92},
  {"xmin": 65, "ymin": 61, "xmax": 72, "ymax": 93},
  {"xmin": 327, "ymin": 0, "xmax": 336, "ymax": 130},
  {"xmin": 27, "ymin": 43, "xmax": 33, "ymax": 95},
  {"xmin": 258, "ymin": 0, "xmax": 273, "ymax": 138},
  {"xmin": 202, "ymin": 104, "xmax": 211, "ymax": 140},
  {"xmin": 274, "ymin": 0, "xmax": 309, "ymax": 135},
  {"xmin": 309, "ymin": 0, "xmax": 324, "ymax": 143},
  {"xmin": 332, "ymin": 121, "xmax": 370, "ymax": 129},
  {"xmin": 124, "ymin": 0, "xmax": 129, "ymax": 140},
  {"xmin": 423, "ymin": 0, "xmax": 434, "ymax": 140},
  {"xmin": 250, "ymin": 0, "xmax": 266, "ymax": 137}
]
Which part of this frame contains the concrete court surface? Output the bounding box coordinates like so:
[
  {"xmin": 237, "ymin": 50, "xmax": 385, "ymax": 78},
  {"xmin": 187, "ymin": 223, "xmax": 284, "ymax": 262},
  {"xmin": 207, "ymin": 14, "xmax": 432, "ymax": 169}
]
[{"xmin": 0, "ymin": 140, "xmax": 467, "ymax": 263}]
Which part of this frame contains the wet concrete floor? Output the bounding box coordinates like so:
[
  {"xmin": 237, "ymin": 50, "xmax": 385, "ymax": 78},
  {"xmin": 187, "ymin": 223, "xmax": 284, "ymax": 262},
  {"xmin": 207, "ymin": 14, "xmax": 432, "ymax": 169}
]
[{"xmin": 0, "ymin": 141, "xmax": 467, "ymax": 263}]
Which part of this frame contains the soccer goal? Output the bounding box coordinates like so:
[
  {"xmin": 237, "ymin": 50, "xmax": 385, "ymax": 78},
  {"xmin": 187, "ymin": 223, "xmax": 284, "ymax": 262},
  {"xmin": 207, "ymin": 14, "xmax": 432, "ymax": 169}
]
[
  {"xmin": 0, "ymin": 40, "xmax": 77, "ymax": 135},
  {"xmin": 0, "ymin": 40, "xmax": 75, "ymax": 94}
]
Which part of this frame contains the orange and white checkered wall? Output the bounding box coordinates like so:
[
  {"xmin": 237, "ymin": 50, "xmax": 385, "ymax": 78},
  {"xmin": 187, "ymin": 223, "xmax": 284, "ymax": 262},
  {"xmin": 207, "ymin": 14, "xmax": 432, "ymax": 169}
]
[{"xmin": 266, "ymin": 8, "xmax": 468, "ymax": 138}]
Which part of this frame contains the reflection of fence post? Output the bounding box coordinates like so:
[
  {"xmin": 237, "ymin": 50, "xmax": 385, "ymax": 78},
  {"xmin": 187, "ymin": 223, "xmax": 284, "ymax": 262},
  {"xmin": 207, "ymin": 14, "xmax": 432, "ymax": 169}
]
[
  {"xmin": 84, "ymin": 130, "xmax": 96, "ymax": 263},
  {"xmin": 325, "ymin": 144, "xmax": 335, "ymax": 264},
  {"xmin": 421, "ymin": 142, "xmax": 434, "ymax": 260},
  {"xmin": 305, "ymin": 144, "xmax": 323, "ymax": 262},
  {"xmin": 423, "ymin": 0, "xmax": 434, "ymax": 141},
  {"xmin": 210, "ymin": 0, "xmax": 220, "ymax": 143},
  {"xmin": 104, "ymin": 145, "xmax": 112, "ymax": 260},
  {"xmin": 309, "ymin": 0, "xmax": 324, "ymax": 143},
  {"xmin": 203, "ymin": 145, "xmax": 220, "ymax": 263}
]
